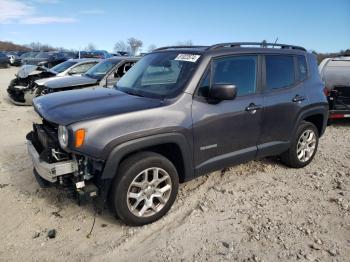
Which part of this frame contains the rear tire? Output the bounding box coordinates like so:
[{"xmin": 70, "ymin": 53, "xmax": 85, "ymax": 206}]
[
  {"xmin": 111, "ymin": 151, "xmax": 179, "ymax": 226},
  {"xmin": 280, "ymin": 121, "xmax": 319, "ymax": 168}
]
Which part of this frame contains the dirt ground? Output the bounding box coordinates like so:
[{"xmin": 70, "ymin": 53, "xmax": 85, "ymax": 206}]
[{"xmin": 0, "ymin": 66, "xmax": 349, "ymax": 262}]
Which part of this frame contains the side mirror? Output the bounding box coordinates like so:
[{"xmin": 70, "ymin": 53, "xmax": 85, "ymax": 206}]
[{"xmin": 209, "ymin": 84, "xmax": 237, "ymax": 100}]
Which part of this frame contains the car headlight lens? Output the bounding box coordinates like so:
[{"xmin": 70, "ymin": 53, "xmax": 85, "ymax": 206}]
[{"xmin": 58, "ymin": 125, "xmax": 69, "ymax": 148}]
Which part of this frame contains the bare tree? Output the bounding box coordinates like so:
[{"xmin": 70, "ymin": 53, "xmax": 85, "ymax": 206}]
[
  {"xmin": 85, "ymin": 43, "xmax": 97, "ymax": 51},
  {"xmin": 114, "ymin": 40, "xmax": 128, "ymax": 53},
  {"xmin": 147, "ymin": 44, "xmax": 157, "ymax": 52},
  {"xmin": 26, "ymin": 42, "xmax": 55, "ymax": 51},
  {"xmin": 0, "ymin": 41, "xmax": 31, "ymax": 51},
  {"xmin": 127, "ymin": 37, "xmax": 143, "ymax": 56}
]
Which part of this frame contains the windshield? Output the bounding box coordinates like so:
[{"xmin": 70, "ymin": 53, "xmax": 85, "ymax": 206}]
[
  {"xmin": 84, "ymin": 59, "xmax": 119, "ymax": 79},
  {"xmin": 115, "ymin": 52, "xmax": 201, "ymax": 98},
  {"xmin": 51, "ymin": 60, "xmax": 77, "ymax": 73},
  {"xmin": 21, "ymin": 52, "xmax": 36, "ymax": 58},
  {"xmin": 35, "ymin": 53, "xmax": 52, "ymax": 59}
]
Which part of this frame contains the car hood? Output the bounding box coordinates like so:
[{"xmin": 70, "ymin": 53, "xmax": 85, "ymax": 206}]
[
  {"xmin": 33, "ymin": 87, "xmax": 163, "ymax": 125},
  {"xmin": 35, "ymin": 75, "xmax": 98, "ymax": 89},
  {"xmin": 17, "ymin": 65, "xmax": 55, "ymax": 78}
]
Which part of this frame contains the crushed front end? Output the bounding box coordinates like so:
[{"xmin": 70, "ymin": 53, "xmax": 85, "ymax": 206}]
[
  {"xmin": 7, "ymin": 65, "xmax": 56, "ymax": 105},
  {"xmin": 26, "ymin": 117, "xmax": 102, "ymax": 203}
]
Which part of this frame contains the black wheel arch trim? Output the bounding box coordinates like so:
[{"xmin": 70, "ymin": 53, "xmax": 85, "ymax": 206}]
[
  {"xmin": 100, "ymin": 132, "xmax": 194, "ymax": 182},
  {"xmin": 294, "ymin": 103, "xmax": 329, "ymax": 137}
]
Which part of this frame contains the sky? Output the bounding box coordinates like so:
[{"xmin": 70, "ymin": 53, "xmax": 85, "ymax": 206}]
[{"xmin": 0, "ymin": 0, "xmax": 349, "ymax": 53}]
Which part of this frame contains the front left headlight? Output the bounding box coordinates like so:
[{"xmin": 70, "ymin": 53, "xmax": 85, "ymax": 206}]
[{"xmin": 58, "ymin": 125, "xmax": 69, "ymax": 148}]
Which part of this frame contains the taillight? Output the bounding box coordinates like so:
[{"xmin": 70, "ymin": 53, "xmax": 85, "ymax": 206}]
[
  {"xmin": 323, "ymin": 87, "xmax": 330, "ymax": 96},
  {"xmin": 329, "ymin": 113, "xmax": 344, "ymax": 119}
]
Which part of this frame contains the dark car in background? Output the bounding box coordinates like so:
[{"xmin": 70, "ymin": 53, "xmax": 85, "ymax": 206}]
[
  {"xmin": 79, "ymin": 50, "xmax": 112, "ymax": 59},
  {"xmin": 18, "ymin": 52, "xmax": 40, "ymax": 66},
  {"xmin": 0, "ymin": 52, "xmax": 10, "ymax": 68},
  {"xmin": 7, "ymin": 58, "xmax": 101, "ymax": 105},
  {"xmin": 21, "ymin": 51, "xmax": 77, "ymax": 68}
]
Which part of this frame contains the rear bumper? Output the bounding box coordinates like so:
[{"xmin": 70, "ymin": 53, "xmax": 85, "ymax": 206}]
[
  {"xmin": 329, "ymin": 110, "xmax": 350, "ymax": 119},
  {"xmin": 27, "ymin": 140, "xmax": 78, "ymax": 183}
]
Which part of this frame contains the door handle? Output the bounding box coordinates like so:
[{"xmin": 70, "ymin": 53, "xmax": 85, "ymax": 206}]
[
  {"xmin": 245, "ymin": 103, "xmax": 263, "ymax": 113},
  {"xmin": 292, "ymin": 95, "xmax": 305, "ymax": 102}
]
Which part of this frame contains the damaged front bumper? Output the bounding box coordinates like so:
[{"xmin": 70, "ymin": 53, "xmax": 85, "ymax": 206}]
[
  {"xmin": 7, "ymin": 85, "xmax": 36, "ymax": 105},
  {"xmin": 27, "ymin": 139, "xmax": 78, "ymax": 183},
  {"xmin": 26, "ymin": 125, "xmax": 101, "ymax": 202}
]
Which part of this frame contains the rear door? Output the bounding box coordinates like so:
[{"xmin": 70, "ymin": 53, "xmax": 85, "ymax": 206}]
[
  {"xmin": 257, "ymin": 54, "xmax": 309, "ymax": 157},
  {"xmin": 192, "ymin": 55, "xmax": 264, "ymax": 175}
]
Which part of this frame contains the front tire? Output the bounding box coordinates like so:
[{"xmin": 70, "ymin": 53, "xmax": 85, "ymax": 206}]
[
  {"xmin": 111, "ymin": 152, "xmax": 179, "ymax": 226},
  {"xmin": 280, "ymin": 121, "xmax": 319, "ymax": 168}
]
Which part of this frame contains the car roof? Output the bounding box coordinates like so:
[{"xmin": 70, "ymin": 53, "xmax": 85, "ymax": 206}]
[
  {"xmin": 330, "ymin": 56, "xmax": 350, "ymax": 61},
  {"xmin": 106, "ymin": 57, "xmax": 140, "ymax": 62},
  {"xmin": 68, "ymin": 58, "xmax": 102, "ymax": 62},
  {"xmin": 153, "ymin": 42, "xmax": 308, "ymax": 56}
]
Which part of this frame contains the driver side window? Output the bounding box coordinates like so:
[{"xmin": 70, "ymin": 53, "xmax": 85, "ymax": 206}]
[{"xmin": 197, "ymin": 55, "xmax": 258, "ymax": 98}]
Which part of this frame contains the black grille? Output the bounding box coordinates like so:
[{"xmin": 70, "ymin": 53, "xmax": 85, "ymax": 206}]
[
  {"xmin": 7, "ymin": 85, "xmax": 25, "ymax": 103},
  {"xmin": 29, "ymin": 121, "xmax": 64, "ymax": 163}
]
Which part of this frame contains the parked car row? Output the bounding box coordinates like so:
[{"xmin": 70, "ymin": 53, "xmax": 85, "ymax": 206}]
[
  {"xmin": 0, "ymin": 52, "xmax": 10, "ymax": 68},
  {"xmin": 7, "ymin": 57, "xmax": 138, "ymax": 105},
  {"xmin": 20, "ymin": 42, "xmax": 330, "ymax": 226},
  {"xmin": 0, "ymin": 49, "xmax": 122, "ymax": 68}
]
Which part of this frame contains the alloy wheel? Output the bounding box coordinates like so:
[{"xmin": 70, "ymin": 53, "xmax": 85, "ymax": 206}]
[
  {"xmin": 296, "ymin": 129, "xmax": 317, "ymax": 162},
  {"xmin": 126, "ymin": 167, "xmax": 172, "ymax": 217}
]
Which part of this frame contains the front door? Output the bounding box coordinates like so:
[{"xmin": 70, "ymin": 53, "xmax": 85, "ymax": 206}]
[{"xmin": 192, "ymin": 55, "xmax": 263, "ymax": 175}]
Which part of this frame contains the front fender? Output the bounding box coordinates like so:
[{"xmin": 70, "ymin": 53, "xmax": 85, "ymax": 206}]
[{"xmin": 100, "ymin": 132, "xmax": 194, "ymax": 181}]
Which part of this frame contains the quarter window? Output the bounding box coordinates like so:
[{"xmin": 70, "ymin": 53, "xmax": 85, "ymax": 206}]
[
  {"xmin": 197, "ymin": 70, "xmax": 210, "ymax": 97},
  {"xmin": 266, "ymin": 55, "xmax": 295, "ymax": 89},
  {"xmin": 297, "ymin": 55, "xmax": 308, "ymax": 81},
  {"xmin": 212, "ymin": 56, "xmax": 257, "ymax": 96}
]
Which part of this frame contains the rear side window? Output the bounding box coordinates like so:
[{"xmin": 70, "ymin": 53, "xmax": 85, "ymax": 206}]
[
  {"xmin": 297, "ymin": 55, "xmax": 308, "ymax": 81},
  {"xmin": 212, "ymin": 55, "xmax": 257, "ymax": 96},
  {"xmin": 266, "ymin": 55, "xmax": 295, "ymax": 89}
]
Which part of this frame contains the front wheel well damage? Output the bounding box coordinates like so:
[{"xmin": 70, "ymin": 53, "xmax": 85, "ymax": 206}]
[{"xmin": 118, "ymin": 143, "xmax": 186, "ymax": 183}]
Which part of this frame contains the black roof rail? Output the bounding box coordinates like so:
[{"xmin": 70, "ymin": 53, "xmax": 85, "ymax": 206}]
[
  {"xmin": 207, "ymin": 42, "xmax": 306, "ymax": 51},
  {"xmin": 154, "ymin": 45, "xmax": 208, "ymax": 51}
]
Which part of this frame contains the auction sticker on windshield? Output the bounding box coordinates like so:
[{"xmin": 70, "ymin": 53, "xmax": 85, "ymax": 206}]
[{"xmin": 175, "ymin": 54, "xmax": 201, "ymax": 63}]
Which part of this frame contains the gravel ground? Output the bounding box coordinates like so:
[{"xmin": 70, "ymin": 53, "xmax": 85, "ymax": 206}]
[{"xmin": 0, "ymin": 67, "xmax": 349, "ymax": 262}]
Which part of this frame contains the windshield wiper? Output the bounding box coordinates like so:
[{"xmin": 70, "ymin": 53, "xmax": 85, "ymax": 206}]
[{"xmin": 121, "ymin": 89, "xmax": 145, "ymax": 97}]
